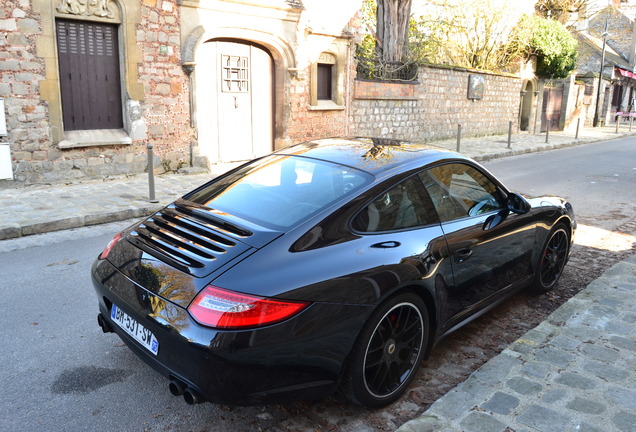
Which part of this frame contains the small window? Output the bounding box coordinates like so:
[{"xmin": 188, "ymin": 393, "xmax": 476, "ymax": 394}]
[
  {"xmin": 317, "ymin": 64, "xmax": 332, "ymax": 100},
  {"xmin": 311, "ymin": 51, "xmax": 342, "ymax": 107},
  {"xmin": 352, "ymin": 177, "xmax": 434, "ymax": 232},
  {"xmin": 420, "ymin": 164, "xmax": 505, "ymax": 223}
]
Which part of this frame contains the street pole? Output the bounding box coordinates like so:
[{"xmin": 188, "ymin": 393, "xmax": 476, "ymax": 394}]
[
  {"xmin": 147, "ymin": 143, "xmax": 158, "ymax": 203},
  {"xmin": 593, "ymin": 20, "xmax": 609, "ymax": 127}
]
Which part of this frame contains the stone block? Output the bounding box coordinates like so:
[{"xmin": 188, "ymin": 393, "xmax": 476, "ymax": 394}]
[
  {"xmin": 22, "ymin": 216, "xmax": 84, "ymax": 236},
  {"xmin": 11, "ymin": 82, "xmax": 29, "ymax": 95},
  {"xmin": 481, "ymin": 391, "xmax": 520, "ymax": 415},
  {"xmin": 566, "ymin": 397, "xmax": 606, "ymax": 415},
  {"xmin": 517, "ymin": 404, "xmax": 571, "ymax": 431},
  {"xmin": 506, "ymin": 376, "xmax": 542, "ymax": 395},
  {"xmin": 0, "ymin": 60, "xmax": 19, "ymax": 71},
  {"xmin": 554, "ymin": 372, "xmax": 596, "ymax": 389},
  {"xmin": 459, "ymin": 411, "xmax": 507, "ymax": 432},
  {"xmin": 15, "ymin": 73, "xmax": 34, "ymax": 82},
  {"xmin": 155, "ymin": 83, "xmax": 170, "ymax": 95},
  {"xmin": 11, "ymin": 151, "xmax": 31, "ymax": 161},
  {"xmin": 0, "ymin": 19, "xmax": 17, "ymax": 31},
  {"xmin": 17, "ymin": 18, "xmax": 39, "ymax": 33},
  {"xmin": 612, "ymin": 411, "xmax": 636, "ymax": 432}
]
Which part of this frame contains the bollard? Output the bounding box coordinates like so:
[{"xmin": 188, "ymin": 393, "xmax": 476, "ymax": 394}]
[
  {"xmin": 507, "ymin": 121, "xmax": 513, "ymax": 149},
  {"xmin": 545, "ymin": 119, "xmax": 550, "ymax": 144},
  {"xmin": 576, "ymin": 118, "xmax": 581, "ymax": 139},
  {"xmin": 147, "ymin": 143, "xmax": 159, "ymax": 203},
  {"xmin": 631, "ymin": 116, "xmax": 633, "ymax": 132},
  {"xmin": 615, "ymin": 116, "xmax": 620, "ymax": 134},
  {"xmin": 456, "ymin": 123, "xmax": 462, "ymax": 152}
]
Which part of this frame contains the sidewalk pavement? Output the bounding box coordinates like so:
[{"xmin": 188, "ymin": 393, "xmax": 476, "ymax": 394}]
[
  {"xmin": 397, "ymin": 254, "xmax": 636, "ymax": 432},
  {"xmin": 1, "ymin": 124, "xmax": 635, "ymax": 432},
  {"xmin": 1, "ymin": 124, "xmax": 633, "ymax": 242}
]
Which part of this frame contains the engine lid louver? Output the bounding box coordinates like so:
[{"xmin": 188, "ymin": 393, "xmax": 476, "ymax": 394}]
[{"xmin": 127, "ymin": 201, "xmax": 253, "ymax": 277}]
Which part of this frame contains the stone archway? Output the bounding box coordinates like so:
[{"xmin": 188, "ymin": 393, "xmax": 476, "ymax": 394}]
[
  {"xmin": 520, "ymin": 80, "xmax": 535, "ymax": 131},
  {"xmin": 196, "ymin": 39, "xmax": 274, "ymax": 163},
  {"xmin": 182, "ymin": 26, "xmax": 296, "ymax": 165}
]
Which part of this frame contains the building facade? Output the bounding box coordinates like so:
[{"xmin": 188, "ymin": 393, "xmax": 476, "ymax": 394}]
[{"xmin": 0, "ymin": 0, "xmax": 363, "ymax": 187}]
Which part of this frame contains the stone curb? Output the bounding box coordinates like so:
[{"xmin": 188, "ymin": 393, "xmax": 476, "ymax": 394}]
[
  {"xmin": 0, "ymin": 204, "xmax": 163, "ymax": 241},
  {"xmin": 470, "ymin": 133, "xmax": 625, "ymax": 162}
]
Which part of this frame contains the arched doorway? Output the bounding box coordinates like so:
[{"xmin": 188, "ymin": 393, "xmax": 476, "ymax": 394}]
[
  {"xmin": 520, "ymin": 80, "xmax": 534, "ymax": 131},
  {"xmin": 196, "ymin": 39, "xmax": 274, "ymax": 163}
]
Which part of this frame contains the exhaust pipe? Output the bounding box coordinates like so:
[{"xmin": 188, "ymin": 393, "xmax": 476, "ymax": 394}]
[
  {"xmin": 183, "ymin": 387, "xmax": 206, "ymax": 405},
  {"xmin": 97, "ymin": 314, "xmax": 113, "ymax": 333},
  {"xmin": 168, "ymin": 379, "xmax": 186, "ymax": 396}
]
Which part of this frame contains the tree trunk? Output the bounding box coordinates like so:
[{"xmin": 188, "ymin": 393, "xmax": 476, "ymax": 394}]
[{"xmin": 376, "ymin": 0, "xmax": 412, "ymax": 62}]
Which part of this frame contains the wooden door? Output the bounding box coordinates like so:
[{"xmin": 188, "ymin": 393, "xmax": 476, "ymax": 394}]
[
  {"xmin": 540, "ymin": 86, "xmax": 563, "ymax": 132},
  {"xmin": 197, "ymin": 40, "xmax": 273, "ymax": 163},
  {"xmin": 56, "ymin": 19, "xmax": 123, "ymax": 131}
]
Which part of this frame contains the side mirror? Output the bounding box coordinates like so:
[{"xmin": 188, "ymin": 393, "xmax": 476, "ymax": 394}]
[{"xmin": 507, "ymin": 193, "xmax": 531, "ymax": 214}]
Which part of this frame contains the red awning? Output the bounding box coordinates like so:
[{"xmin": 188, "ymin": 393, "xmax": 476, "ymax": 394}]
[{"xmin": 616, "ymin": 68, "xmax": 636, "ymax": 79}]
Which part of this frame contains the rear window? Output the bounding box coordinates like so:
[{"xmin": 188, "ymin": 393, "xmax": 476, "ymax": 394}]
[{"xmin": 185, "ymin": 155, "xmax": 373, "ymax": 229}]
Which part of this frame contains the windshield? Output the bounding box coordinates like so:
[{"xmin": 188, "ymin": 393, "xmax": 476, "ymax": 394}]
[{"xmin": 185, "ymin": 155, "xmax": 373, "ymax": 229}]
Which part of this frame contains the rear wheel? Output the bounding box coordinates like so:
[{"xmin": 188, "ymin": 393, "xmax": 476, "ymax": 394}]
[
  {"xmin": 530, "ymin": 223, "xmax": 570, "ymax": 293},
  {"xmin": 343, "ymin": 292, "xmax": 428, "ymax": 408}
]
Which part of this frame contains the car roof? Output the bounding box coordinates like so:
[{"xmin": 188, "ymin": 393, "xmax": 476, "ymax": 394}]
[{"xmin": 275, "ymin": 137, "xmax": 468, "ymax": 178}]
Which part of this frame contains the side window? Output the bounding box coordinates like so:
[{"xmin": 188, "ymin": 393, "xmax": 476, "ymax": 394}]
[
  {"xmin": 419, "ymin": 163, "xmax": 505, "ymax": 223},
  {"xmin": 352, "ymin": 177, "xmax": 435, "ymax": 232}
]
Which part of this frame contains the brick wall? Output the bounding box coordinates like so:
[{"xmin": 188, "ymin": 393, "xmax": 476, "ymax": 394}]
[
  {"xmin": 287, "ymin": 73, "xmax": 349, "ymax": 142},
  {"xmin": 351, "ymin": 65, "xmax": 522, "ymax": 142},
  {"xmin": 137, "ymin": 0, "xmax": 193, "ymax": 160},
  {"xmin": 0, "ymin": 0, "xmax": 50, "ymax": 180}
]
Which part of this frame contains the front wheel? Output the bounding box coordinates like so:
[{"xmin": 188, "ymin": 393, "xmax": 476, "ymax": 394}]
[
  {"xmin": 530, "ymin": 223, "xmax": 570, "ymax": 293},
  {"xmin": 343, "ymin": 292, "xmax": 429, "ymax": 408}
]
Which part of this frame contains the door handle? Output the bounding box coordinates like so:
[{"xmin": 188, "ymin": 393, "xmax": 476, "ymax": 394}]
[
  {"xmin": 234, "ymin": 96, "xmax": 238, "ymax": 108},
  {"xmin": 455, "ymin": 248, "xmax": 473, "ymax": 262},
  {"xmin": 370, "ymin": 241, "xmax": 401, "ymax": 249}
]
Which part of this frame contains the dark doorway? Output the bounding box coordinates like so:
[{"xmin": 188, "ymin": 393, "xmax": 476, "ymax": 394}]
[{"xmin": 56, "ymin": 19, "xmax": 123, "ymax": 131}]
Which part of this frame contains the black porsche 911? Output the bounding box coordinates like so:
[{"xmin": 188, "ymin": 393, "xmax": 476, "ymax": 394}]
[{"xmin": 92, "ymin": 137, "xmax": 575, "ymax": 408}]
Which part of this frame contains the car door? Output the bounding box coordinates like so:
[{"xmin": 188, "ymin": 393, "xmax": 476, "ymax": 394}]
[{"xmin": 418, "ymin": 163, "xmax": 536, "ymax": 329}]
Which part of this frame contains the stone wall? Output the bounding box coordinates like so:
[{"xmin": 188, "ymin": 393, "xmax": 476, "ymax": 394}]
[
  {"xmin": 351, "ymin": 65, "xmax": 522, "ymax": 142},
  {"xmin": 0, "ymin": 0, "xmax": 50, "ymax": 183},
  {"xmin": 137, "ymin": 0, "xmax": 193, "ymax": 161}
]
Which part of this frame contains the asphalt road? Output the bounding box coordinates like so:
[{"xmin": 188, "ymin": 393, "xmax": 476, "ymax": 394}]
[
  {"xmin": 483, "ymin": 135, "xmax": 636, "ymax": 231},
  {"xmin": 1, "ymin": 136, "xmax": 635, "ymax": 432}
]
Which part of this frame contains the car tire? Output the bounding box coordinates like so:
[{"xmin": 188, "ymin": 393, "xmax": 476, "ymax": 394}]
[
  {"xmin": 529, "ymin": 223, "xmax": 570, "ymax": 294},
  {"xmin": 343, "ymin": 292, "xmax": 429, "ymax": 408}
]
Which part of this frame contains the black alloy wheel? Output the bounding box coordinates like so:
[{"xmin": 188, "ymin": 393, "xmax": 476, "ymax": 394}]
[
  {"xmin": 531, "ymin": 224, "xmax": 569, "ymax": 293},
  {"xmin": 344, "ymin": 292, "xmax": 429, "ymax": 408}
]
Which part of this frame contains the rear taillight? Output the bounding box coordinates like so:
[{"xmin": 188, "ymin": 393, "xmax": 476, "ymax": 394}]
[
  {"xmin": 100, "ymin": 232, "xmax": 123, "ymax": 259},
  {"xmin": 188, "ymin": 285, "xmax": 310, "ymax": 329}
]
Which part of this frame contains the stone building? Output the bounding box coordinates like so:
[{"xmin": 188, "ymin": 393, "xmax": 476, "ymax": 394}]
[
  {"xmin": 0, "ymin": 0, "xmax": 363, "ymax": 187},
  {"xmin": 574, "ymin": 1, "xmax": 636, "ymax": 125}
]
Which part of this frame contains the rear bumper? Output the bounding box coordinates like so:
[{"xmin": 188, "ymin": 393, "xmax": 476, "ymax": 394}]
[{"xmin": 91, "ymin": 258, "xmax": 371, "ymax": 405}]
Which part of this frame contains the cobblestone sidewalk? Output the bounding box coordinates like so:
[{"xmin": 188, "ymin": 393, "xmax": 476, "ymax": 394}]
[{"xmin": 397, "ymin": 254, "xmax": 636, "ymax": 432}]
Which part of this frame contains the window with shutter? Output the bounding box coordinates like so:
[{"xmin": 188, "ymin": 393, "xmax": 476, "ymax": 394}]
[{"xmin": 56, "ymin": 19, "xmax": 123, "ymax": 131}]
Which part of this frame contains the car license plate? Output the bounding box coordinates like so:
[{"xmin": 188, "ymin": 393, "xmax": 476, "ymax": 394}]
[{"xmin": 111, "ymin": 304, "xmax": 159, "ymax": 355}]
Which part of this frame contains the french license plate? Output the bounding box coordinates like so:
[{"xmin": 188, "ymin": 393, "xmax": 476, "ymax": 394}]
[{"xmin": 111, "ymin": 304, "xmax": 159, "ymax": 355}]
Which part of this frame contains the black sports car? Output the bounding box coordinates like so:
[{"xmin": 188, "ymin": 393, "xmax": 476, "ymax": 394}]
[{"xmin": 92, "ymin": 138, "xmax": 575, "ymax": 408}]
